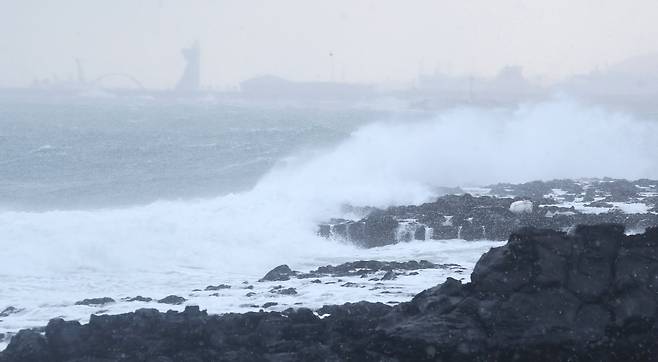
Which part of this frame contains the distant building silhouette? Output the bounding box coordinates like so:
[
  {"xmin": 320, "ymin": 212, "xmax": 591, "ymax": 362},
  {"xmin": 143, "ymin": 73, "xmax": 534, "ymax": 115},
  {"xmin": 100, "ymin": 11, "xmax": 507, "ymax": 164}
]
[
  {"xmin": 176, "ymin": 41, "xmax": 201, "ymax": 92},
  {"xmin": 240, "ymin": 75, "xmax": 373, "ymax": 100},
  {"xmin": 413, "ymin": 65, "xmax": 544, "ymax": 107}
]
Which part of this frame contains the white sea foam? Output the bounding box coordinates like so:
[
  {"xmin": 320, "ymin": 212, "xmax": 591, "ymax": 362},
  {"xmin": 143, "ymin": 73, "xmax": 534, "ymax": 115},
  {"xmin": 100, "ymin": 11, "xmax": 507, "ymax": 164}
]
[
  {"xmin": 2, "ymin": 98, "xmax": 657, "ymax": 273},
  {"xmin": 1, "ymin": 98, "xmax": 657, "ymax": 346},
  {"xmin": 2, "ymin": 98, "xmax": 657, "ymax": 275}
]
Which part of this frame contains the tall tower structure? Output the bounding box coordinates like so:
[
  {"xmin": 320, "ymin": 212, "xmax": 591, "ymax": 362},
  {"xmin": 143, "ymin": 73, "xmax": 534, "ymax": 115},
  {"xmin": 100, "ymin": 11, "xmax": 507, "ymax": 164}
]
[
  {"xmin": 75, "ymin": 58, "xmax": 86, "ymax": 83},
  {"xmin": 175, "ymin": 41, "xmax": 201, "ymax": 92}
]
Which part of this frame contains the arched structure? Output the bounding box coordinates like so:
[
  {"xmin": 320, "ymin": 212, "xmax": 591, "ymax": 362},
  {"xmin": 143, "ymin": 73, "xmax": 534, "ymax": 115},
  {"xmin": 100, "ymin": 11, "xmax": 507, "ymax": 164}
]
[{"xmin": 93, "ymin": 73, "xmax": 145, "ymax": 90}]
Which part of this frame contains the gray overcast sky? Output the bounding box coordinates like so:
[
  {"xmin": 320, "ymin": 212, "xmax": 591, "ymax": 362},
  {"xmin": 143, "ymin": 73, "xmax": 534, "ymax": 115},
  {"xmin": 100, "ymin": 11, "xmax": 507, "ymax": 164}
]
[{"xmin": 1, "ymin": 0, "xmax": 658, "ymax": 89}]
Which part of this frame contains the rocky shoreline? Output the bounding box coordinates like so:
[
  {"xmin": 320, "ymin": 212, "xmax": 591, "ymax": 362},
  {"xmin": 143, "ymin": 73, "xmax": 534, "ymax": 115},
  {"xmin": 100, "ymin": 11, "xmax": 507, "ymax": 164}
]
[
  {"xmin": 319, "ymin": 178, "xmax": 658, "ymax": 247},
  {"xmin": 0, "ymin": 257, "xmax": 475, "ymax": 351},
  {"xmin": 3, "ymin": 224, "xmax": 658, "ymax": 361}
]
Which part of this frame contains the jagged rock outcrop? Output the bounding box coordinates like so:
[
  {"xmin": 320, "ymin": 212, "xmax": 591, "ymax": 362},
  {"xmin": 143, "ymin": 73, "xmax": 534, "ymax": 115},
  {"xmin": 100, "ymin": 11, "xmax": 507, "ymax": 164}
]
[
  {"xmin": 258, "ymin": 259, "xmax": 462, "ymax": 281},
  {"xmin": 258, "ymin": 264, "xmax": 296, "ymax": 282},
  {"xmin": 74, "ymin": 298, "xmax": 115, "ymax": 306},
  {"xmin": 157, "ymin": 295, "xmax": 186, "ymax": 305},
  {"xmin": 375, "ymin": 224, "xmax": 658, "ymax": 360},
  {"xmin": 3, "ymin": 224, "xmax": 658, "ymax": 361},
  {"xmin": 319, "ymin": 178, "xmax": 658, "ymax": 247},
  {"xmin": 488, "ymin": 178, "xmax": 648, "ymax": 202},
  {"xmin": 0, "ymin": 307, "xmax": 22, "ymax": 318}
]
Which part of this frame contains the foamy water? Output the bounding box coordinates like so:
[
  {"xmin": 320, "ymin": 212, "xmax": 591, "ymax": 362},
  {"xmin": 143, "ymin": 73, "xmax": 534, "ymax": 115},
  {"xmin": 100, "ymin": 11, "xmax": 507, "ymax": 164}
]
[{"xmin": 1, "ymin": 97, "xmax": 657, "ymax": 348}]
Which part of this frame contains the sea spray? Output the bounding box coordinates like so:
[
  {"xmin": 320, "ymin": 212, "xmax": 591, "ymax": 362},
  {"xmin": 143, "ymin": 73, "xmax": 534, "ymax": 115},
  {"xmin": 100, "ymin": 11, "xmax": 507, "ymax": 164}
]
[{"xmin": 1, "ymin": 98, "xmax": 657, "ymax": 276}]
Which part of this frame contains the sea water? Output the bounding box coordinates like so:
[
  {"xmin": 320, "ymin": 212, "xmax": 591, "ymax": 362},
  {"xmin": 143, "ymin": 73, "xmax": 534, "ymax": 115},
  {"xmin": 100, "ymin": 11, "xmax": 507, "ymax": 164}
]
[{"xmin": 1, "ymin": 94, "xmax": 657, "ymax": 348}]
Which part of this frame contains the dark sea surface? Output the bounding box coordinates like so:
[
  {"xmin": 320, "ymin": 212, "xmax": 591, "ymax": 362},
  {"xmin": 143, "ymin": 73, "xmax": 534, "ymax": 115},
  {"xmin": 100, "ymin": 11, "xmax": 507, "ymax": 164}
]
[{"xmin": 0, "ymin": 94, "xmax": 390, "ymax": 210}]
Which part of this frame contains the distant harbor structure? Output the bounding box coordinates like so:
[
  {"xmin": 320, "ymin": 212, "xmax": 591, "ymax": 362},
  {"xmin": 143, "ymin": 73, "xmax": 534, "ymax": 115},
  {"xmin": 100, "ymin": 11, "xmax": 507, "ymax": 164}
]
[
  {"xmin": 27, "ymin": 43, "xmax": 202, "ymax": 95},
  {"xmin": 240, "ymin": 75, "xmax": 373, "ymax": 101},
  {"xmin": 175, "ymin": 41, "xmax": 201, "ymax": 92}
]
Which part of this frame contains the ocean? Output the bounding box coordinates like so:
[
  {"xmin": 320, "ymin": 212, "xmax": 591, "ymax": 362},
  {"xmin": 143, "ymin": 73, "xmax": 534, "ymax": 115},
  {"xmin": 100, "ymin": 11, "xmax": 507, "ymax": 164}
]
[{"xmin": 1, "ymin": 93, "xmax": 657, "ymax": 347}]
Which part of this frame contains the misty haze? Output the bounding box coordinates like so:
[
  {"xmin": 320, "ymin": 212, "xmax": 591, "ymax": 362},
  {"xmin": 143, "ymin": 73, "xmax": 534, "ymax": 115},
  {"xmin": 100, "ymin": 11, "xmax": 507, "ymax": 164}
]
[{"xmin": 1, "ymin": 1, "xmax": 658, "ymax": 361}]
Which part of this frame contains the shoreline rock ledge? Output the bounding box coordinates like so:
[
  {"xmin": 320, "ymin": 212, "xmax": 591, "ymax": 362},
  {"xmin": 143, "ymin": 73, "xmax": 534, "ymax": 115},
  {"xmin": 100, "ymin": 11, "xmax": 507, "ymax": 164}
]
[{"xmin": 3, "ymin": 224, "xmax": 658, "ymax": 361}]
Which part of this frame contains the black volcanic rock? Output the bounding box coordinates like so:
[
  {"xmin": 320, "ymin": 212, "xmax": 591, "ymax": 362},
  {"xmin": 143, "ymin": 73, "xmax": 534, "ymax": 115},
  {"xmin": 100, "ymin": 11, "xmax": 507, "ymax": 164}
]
[
  {"xmin": 585, "ymin": 200, "xmax": 615, "ymax": 208},
  {"xmin": 204, "ymin": 284, "xmax": 231, "ymax": 291},
  {"xmin": 488, "ymin": 179, "xmax": 583, "ymax": 199},
  {"xmin": 307, "ymin": 259, "xmax": 439, "ymax": 278},
  {"xmin": 259, "ymin": 264, "xmax": 297, "ymax": 281},
  {"xmin": 318, "ymin": 180, "xmax": 658, "ymax": 247},
  {"xmin": 381, "ymin": 270, "xmax": 397, "ymax": 280},
  {"xmin": 257, "ymin": 260, "xmax": 448, "ymax": 282},
  {"xmin": 0, "ymin": 307, "xmax": 21, "ymax": 317},
  {"xmin": 600, "ymin": 178, "xmax": 640, "ymax": 202},
  {"xmin": 123, "ymin": 296, "xmax": 153, "ymax": 303},
  {"xmin": 375, "ymin": 224, "xmax": 658, "ymax": 360},
  {"xmin": 157, "ymin": 295, "xmax": 186, "ymax": 305},
  {"xmin": 4, "ymin": 225, "xmax": 658, "ymax": 361},
  {"xmin": 73, "ymin": 298, "xmax": 115, "ymax": 306},
  {"xmin": 270, "ymin": 287, "xmax": 297, "ymax": 295},
  {"xmin": 0, "ymin": 329, "xmax": 50, "ymax": 362}
]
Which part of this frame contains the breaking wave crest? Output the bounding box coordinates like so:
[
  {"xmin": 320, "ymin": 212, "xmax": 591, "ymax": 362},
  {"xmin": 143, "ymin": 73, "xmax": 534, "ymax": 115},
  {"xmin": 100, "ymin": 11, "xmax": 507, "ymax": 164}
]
[{"xmin": 1, "ymin": 98, "xmax": 656, "ymax": 275}]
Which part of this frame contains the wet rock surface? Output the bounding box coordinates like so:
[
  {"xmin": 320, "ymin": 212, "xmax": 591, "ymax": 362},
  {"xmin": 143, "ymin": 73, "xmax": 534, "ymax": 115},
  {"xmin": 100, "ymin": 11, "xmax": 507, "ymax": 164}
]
[
  {"xmin": 310, "ymin": 259, "xmax": 442, "ymax": 277},
  {"xmin": 122, "ymin": 296, "xmax": 153, "ymax": 303},
  {"xmin": 157, "ymin": 295, "xmax": 186, "ymax": 305},
  {"xmin": 73, "ymin": 298, "xmax": 115, "ymax": 307},
  {"xmin": 258, "ymin": 259, "xmax": 460, "ymax": 282},
  {"xmin": 0, "ymin": 308, "xmax": 21, "ymax": 318},
  {"xmin": 319, "ymin": 178, "xmax": 658, "ymax": 247},
  {"xmin": 204, "ymin": 284, "xmax": 231, "ymax": 291},
  {"xmin": 375, "ymin": 224, "xmax": 658, "ymax": 360},
  {"xmin": 0, "ymin": 257, "xmax": 464, "ymax": 345},
  {"xmin": 258, "ymin": 264, "xmax": 296, "ymax": 282},
  {"xmin": 269, "ymin": 287, "xmax": 297, "ymax": 295},
  {"xmin": 3, "ymin": 224, "xmax": 658, "ymax": 361}
]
